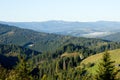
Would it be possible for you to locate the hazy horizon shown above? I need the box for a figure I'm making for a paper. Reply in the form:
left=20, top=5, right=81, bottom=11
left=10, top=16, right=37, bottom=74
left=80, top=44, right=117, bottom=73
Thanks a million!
left=1, top=20, right=120, bottom=23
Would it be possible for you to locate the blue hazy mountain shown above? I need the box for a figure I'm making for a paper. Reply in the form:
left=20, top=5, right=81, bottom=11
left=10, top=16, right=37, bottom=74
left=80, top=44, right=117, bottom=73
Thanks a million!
left=1, top=20, right=120, bottom=38
left=102, top=32, right=120, bottom=42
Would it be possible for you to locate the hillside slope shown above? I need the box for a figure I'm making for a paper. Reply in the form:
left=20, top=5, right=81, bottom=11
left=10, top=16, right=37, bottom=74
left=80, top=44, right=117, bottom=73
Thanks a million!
left=102, top=32, right=120, bottom=42
left=0, top=23, right=120, bottom=57
left=1, top=21, right=120, bottom=38
left=81, top=49, right=120, bottom=64
left=81, top=49, right=120, bottom=74
left=0, top=44, right=40, bottom=68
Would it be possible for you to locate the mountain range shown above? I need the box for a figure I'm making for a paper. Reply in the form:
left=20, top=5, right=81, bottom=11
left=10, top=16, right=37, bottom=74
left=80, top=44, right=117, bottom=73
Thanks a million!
left=1, top=20, right=120, bottom=39
left=0, top=22, right=120, bottom=79
left=0, top=23, right=119, bottom=55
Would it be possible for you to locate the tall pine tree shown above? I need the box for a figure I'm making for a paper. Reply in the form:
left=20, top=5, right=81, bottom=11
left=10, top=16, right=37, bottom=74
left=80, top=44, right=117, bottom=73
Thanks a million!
left=96, top=51, right=119, bottom=80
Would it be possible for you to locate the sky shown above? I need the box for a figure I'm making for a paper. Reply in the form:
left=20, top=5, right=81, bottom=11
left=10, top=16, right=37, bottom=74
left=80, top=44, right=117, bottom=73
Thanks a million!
left=0, top=0, right=120, bottom=22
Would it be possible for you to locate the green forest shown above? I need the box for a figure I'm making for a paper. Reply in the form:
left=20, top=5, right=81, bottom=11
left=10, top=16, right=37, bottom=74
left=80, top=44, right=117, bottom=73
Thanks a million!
left=0, top=24, right=120, bottom=80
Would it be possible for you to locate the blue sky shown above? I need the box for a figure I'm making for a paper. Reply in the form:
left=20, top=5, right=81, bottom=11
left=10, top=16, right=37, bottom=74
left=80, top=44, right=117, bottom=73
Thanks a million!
left=0, top=0, right=120, bottom=22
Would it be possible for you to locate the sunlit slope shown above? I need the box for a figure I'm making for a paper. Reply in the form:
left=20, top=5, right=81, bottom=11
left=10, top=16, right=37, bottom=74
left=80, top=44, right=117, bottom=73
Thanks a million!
left=80, top=49, right=120, bottom=74
left=81, top=49, right=120, bottom=64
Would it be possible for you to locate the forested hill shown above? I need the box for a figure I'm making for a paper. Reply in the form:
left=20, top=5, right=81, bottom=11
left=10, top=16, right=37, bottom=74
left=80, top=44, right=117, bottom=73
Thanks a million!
left=0, top=23, right=120, bottom=56
left=0, top=24, right=120, bottom=80
left=0, top=44, right=41, bottom=68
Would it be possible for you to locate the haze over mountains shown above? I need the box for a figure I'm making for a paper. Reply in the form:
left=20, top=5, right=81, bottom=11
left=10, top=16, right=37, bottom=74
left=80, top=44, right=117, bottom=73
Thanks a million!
left=1, top=23, right=118, bottom=54
left=0, top=22, right=120, bottom=79
left=1, top=20, right=120, bottom=39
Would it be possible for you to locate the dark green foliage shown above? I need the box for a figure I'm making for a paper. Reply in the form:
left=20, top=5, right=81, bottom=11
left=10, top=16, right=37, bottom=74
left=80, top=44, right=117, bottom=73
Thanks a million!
left=15, top=55, right=33, bottom=80
left=57, top=56, right=81, bottom=70
left=0, top=49, right=120, bottom=80
left=0, top=23, right=120, bottom=55
left=0, top=24, right=120, bottom=80
left=0, top=44, right=40, bottom=68
left=96, top=52, right=119, bottom=80
left=30, top=66, right=40, bottom=79
left=0, top=44, right=40, bottom=57
left=0, top=65, right=8, bottom=80
left=5, top=55, right=34, bottom=80
left=0, top=54, right=18, bottom=69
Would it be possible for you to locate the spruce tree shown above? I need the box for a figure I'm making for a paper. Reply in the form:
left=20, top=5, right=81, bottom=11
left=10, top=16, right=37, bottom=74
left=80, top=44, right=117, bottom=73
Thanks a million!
left=96, top=51, right=119, bottom=80
left=0, top=65, right=7, bottom=80
left=6, top=55, right=33, bottom=80
left=16, top=55, right=33, bottom=80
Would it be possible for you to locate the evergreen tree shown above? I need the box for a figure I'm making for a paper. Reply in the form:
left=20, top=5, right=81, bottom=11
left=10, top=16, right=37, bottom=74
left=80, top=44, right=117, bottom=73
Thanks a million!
left=16, top=55, right=33, bottom=80
left=96, top=51, right=119, bottom=80
left=6, top=55, right=33, bottom=80
left=0, top=65, right=7, bottom=80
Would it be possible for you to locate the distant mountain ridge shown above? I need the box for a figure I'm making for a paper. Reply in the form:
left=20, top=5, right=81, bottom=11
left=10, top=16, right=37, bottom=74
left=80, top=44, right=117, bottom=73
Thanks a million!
left=1, top=20, right=120, bottom=38
left=102, top=32, right=120, bottom=42
left=0, top=23, right=120, bottom=55
left=1, top=23, right=120, bottom=70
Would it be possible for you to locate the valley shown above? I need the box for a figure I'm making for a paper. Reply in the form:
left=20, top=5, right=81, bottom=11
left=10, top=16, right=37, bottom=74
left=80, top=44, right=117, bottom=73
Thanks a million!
left=1, top=21, right=120, bottom=39
left=0, top=23, right=120, bottom=80
left=1, top=0, right=120, bottom=79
